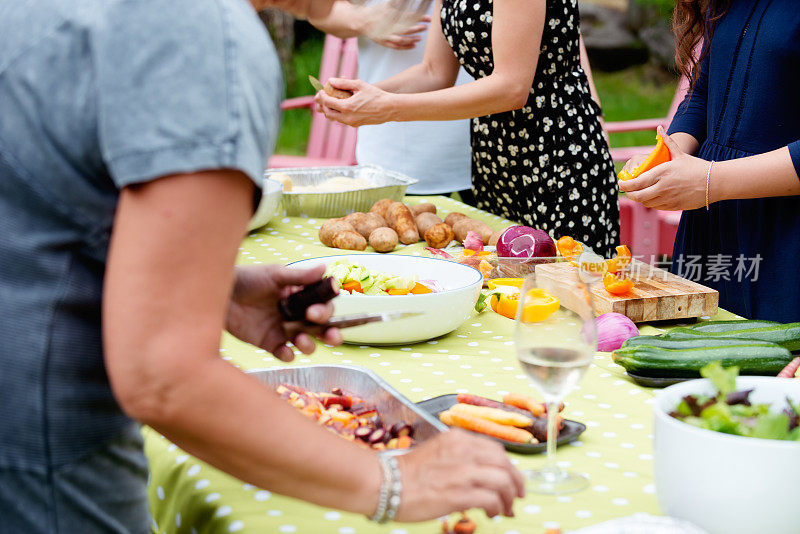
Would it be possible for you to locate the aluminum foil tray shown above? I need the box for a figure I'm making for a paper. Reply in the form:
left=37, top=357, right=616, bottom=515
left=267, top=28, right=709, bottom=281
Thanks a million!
left=247, top=365, right=446, bottom=449
left=266, top=164, right=418, bottom=218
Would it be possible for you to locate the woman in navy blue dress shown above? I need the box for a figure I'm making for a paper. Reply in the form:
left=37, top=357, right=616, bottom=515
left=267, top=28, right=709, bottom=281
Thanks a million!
left=620, top=0, right=800, bottom=322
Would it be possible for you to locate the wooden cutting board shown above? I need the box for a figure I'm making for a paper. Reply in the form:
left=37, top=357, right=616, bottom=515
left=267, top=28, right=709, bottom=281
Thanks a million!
left=535, top=259, right=719, bottom=323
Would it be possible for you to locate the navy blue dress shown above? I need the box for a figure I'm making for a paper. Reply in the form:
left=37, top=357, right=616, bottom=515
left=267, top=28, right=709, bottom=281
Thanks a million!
left=667, top=0, right=800, bottom=322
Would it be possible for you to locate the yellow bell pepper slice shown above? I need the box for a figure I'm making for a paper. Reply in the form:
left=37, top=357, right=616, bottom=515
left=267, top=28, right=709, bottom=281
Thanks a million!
left=486, top=278, right=525, bottom=290
left=520, top=288, right=561, bottom=323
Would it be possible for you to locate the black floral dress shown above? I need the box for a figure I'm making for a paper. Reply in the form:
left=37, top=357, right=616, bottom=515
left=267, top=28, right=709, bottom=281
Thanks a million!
left=441, top=0, right=619, bottom=257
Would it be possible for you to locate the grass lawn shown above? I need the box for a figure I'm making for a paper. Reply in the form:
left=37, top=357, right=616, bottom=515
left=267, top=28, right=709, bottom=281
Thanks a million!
left=274, top=30, right=678, bottom=157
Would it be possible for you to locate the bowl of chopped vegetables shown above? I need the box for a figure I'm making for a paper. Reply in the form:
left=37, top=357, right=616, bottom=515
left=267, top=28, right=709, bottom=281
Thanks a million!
left=653, top=363, right=800, bottom=534
left=287, top=255, right=482, bottom=344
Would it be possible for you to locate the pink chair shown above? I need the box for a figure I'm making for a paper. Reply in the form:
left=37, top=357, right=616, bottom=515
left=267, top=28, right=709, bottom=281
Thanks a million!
left=267, top=35, right=359, bottom=168
left=606, top=74, right=690, bottom=163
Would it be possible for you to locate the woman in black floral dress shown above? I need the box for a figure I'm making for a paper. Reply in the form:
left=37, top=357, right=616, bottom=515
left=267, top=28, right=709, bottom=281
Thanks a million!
left=317, top=0, right=619, bottom=256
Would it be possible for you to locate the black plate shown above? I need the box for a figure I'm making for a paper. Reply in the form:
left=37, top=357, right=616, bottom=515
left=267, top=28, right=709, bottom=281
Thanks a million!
left=416, top=394, right=586, bottom=454
left=626, top=372, right=693, bottom=388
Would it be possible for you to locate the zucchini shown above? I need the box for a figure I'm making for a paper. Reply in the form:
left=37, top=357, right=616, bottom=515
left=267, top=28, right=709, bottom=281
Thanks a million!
left=684, top=320, right=779, bottom=333
left=663, top=323, right=800, bottom=352
left=612, top=343, right=793, bottom=377
left=621, top=335, right=782, bottom=351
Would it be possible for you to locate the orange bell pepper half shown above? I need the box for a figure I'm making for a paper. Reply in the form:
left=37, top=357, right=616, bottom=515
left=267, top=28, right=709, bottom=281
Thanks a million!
left=556, top=236, right=583, bottom=261
left=618, top=134, right=671, bottom=181
left=605, top=245, right=632, bottom=273
left=342, top=281, right=362, bottom=293
left=603, top=272, right=634, bottom=296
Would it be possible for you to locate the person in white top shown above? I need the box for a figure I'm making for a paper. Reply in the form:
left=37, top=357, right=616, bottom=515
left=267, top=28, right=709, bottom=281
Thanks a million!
left=309, top=4, right=472, bottom=195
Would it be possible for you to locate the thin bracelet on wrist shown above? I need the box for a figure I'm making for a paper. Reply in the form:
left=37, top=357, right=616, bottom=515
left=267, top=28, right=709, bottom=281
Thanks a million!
left=369, top=454, right=402, bottom=523
left=705, top=160, right=715, bottom=210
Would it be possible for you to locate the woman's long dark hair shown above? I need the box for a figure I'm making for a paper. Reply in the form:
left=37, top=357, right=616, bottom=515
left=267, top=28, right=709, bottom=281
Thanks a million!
left=673, top=0, right=732, bottom=89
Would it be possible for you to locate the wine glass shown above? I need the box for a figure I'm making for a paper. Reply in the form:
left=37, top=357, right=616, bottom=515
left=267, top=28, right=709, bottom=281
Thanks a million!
left=513, top=255, right=600, bottom=494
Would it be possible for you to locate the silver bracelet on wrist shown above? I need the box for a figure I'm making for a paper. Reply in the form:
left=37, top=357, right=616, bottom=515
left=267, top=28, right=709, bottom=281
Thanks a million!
left=705, top=160, right=715, bottom=210
left=369, top=454, right=402, bottom=523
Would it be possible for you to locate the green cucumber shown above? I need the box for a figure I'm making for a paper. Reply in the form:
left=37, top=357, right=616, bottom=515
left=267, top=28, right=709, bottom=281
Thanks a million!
left=685, top=320, right=780, bottom=333
left=621, top=335, right=782, bottom=351
left=612, top=343, right=793, bottom=377
left=662, top=323, right=800, bottom=352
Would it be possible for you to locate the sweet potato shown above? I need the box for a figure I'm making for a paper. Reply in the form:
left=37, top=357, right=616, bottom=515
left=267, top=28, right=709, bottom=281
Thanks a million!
left=453, top=218, right=493, bottom=244
left=368, top=227, right=398, bottom=253
left=415, top=212, right=443, bottom=235
left=410, top=203, right=436, bottom=216
left=319, top=219, right=355, bottom=247
left=444, top=212, right=470, bottom=227
left=386, top=202, right=419, bottom=245
left=369, top=198, right=395, bottom=218
left=331, top=231, right=367, bottom=251
left=424, top=222, right=455, bottom=249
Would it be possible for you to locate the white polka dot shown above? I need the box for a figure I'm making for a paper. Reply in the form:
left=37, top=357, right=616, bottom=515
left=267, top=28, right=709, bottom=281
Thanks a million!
left=586, top=451, right=601, bottom=458
left=542, top=522, right=560, bottom=530
left=459, top=364, right=472, bottom=369
left=467, top=342, right=479, bottom=347
left=242, top=484, right=255, bottom=491
left=156, top=486, right=165, bottom=500
left=400, top=378, right=412, bottom=383
left=638, top=453, right=653, bottom=461
left=643, top=484, right=655, bottom=494
left=613, top=498, right=629, bottom=506
left=379, top=361, right=391, bottom=367
left=167, top=444, right=178, bottom=452
left=278, top=526, right=296, bottom=533
left=411, top=387, right=424, bottom=393
left=175, top=454, right=189, bottom=464
left=338, top=528, right=356, bottom=534
left=448, top=354, right=461, bottom=360
left=597, top=403, right=611, bottom=409
left=592, top=485, right=609, bottom=493
left=215, top=505, right=232, bottom=517
left=556, top=496, right=572, bottom=503
left=604, top=462, right=619, bottom=469
left=323, top=512, right=341, bottom=521
left=586, top=421, right=600, bottom=427
left=390, top=530, right=408, bottom=534
left=205, top=493, right=221, bottom=503
left=523, top=504, right=541, bottom=514
left=187, top=464, right=201, bottom=476
left=389, top=370, right=402, bottom=375
left=411, top=353, right=423, bottom=358
left=267, top=510, right=283, bottom=517
left=228, top=520, right=245, bottom=532
left=630, top=423, right=645, bottom=430
left=254, top=490, right=271, bottom=501
left=602, top=432, right=617, bottom=438
left=472, top=323, right=482, bottom=327
left=620, top=442, right=635, bottom=449
left=421, top=362, right=434, bottom=367
left=575, top=510, right=593, bottom=519
left=175, top=513, right=181, bottom=527
left=570, top=440, right=583, bottom=447
left=622, top=471, right=638, bottom=478
left=583, top=394, right=597, bottom=400
left=613, top=413, right=628, bottom=419
left=437, top=349, right=449, bottom=353
left=195, top=479, right=210, bottom=490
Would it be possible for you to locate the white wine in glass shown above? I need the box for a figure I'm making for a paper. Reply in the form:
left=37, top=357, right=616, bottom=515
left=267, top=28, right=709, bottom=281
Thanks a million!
left=514, top=255, right=599, bottom=495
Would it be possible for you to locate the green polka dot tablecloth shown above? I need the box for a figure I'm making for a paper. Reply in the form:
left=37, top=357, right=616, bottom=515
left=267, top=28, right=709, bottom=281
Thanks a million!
left=144, top=196, right=737, bottom=534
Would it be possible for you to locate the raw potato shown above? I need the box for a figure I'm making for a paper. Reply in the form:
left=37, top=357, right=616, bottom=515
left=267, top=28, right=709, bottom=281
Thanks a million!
left=424, top=223, right=455, bottom=249
left=352, top=213, right=386, bottom=239
left=410, top=203, right=436, bottom=216
left=319, top=220, right=355, bottom=247
left=323, top=82, right=353, bottom=99
left=453, top=218, right=494, bottom=244
left=444, top=212, right=470, bottom=227
left=385, top=202, right=420, bottom=245
left=368, top=227, right=398, bottom=253
left=332, top=231, right=367, bottom=251
left=370, top=198, right=395, bottom=218
left=489, top=230, right=503, bottom=246
left=343, top=212, right=368, bottom=228
left=415, top=212, right=443, bottom=235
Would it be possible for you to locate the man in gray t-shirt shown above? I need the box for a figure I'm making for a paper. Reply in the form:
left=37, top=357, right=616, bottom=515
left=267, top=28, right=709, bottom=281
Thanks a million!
left=0, top=0, right=524, bottom=531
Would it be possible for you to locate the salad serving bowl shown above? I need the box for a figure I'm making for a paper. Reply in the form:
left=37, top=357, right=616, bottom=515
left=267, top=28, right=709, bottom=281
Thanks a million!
left=653, top=377, right=800, bottom=534
left=287, top=254, right=482, bottom=344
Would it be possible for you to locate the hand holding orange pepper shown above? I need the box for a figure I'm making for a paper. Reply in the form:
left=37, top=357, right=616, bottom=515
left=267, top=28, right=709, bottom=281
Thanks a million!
left=603, top=272, right=634, bottom=296
left=618, top=134, right=671, bottom=181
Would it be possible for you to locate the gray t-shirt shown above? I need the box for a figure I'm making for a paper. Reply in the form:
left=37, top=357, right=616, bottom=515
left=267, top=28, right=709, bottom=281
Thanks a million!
left=0, top=0, right=281, bottom=531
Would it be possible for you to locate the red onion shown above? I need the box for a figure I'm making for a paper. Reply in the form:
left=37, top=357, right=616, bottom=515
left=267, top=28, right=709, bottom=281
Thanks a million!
left=463, top=231, right=483, bottom=252
left=495, top=226, right=556, bottom=258
left=425, top=247, right=453, bottom=260
left=596, top=312, right=639, bottom=352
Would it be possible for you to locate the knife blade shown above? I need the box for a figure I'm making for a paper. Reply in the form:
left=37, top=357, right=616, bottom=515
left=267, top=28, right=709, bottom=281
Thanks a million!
left=322, top=311, right=422, bottom=329
left=308, top=75, right=325, bottom=93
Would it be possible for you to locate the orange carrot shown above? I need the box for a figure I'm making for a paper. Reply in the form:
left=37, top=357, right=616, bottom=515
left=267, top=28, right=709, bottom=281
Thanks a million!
left=342, top=281, right=362, bottom=293
left=502, top=393, right=546, bottom=417
left=387, top=288, right=410, bottom=295
left=439, top=410, right=535, bottom=444
left=410, top=282, right=433, bottom=294
left=449, top=403, right=532, bottom=427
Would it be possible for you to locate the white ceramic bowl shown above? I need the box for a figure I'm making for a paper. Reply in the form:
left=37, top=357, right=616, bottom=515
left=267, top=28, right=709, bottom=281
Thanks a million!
left=654, top=377, right=800, bottom=534
left=287, top=254, right=482, bottom=345
left=248, top=178, right=283, bottom=231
